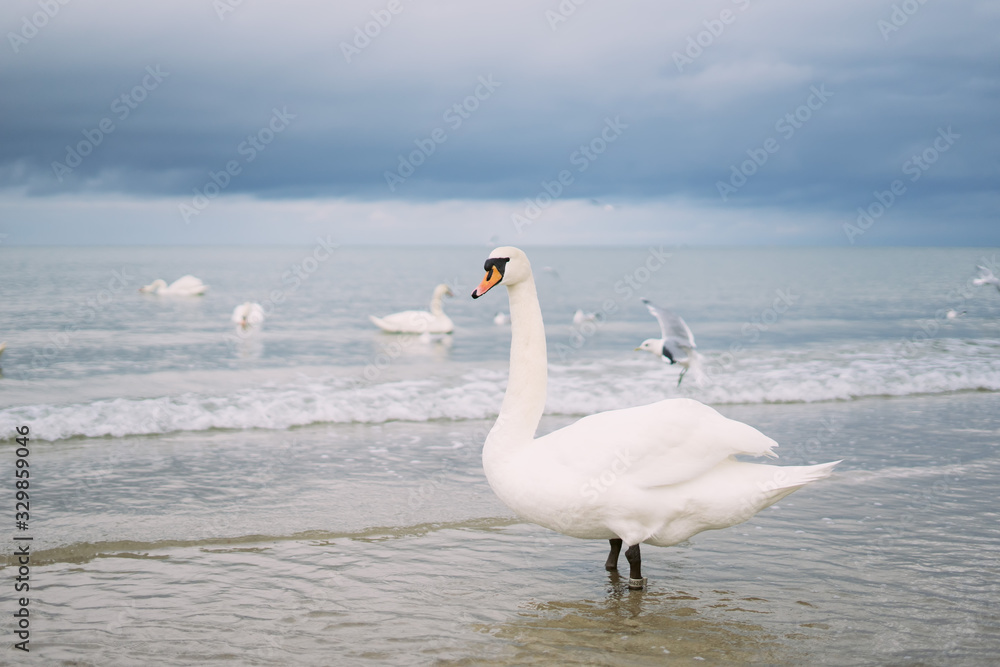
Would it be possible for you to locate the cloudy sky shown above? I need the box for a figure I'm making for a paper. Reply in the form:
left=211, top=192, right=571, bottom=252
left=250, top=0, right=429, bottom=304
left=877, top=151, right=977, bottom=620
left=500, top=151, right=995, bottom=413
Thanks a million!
left=1, top=0, right=997, bottom=246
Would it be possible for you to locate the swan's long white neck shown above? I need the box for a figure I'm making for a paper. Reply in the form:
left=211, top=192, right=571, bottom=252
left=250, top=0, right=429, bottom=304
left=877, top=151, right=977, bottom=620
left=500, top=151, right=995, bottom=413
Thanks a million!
left=430, top=291, right=446, bottom=316
left=487, top=274, right=547, bottom=449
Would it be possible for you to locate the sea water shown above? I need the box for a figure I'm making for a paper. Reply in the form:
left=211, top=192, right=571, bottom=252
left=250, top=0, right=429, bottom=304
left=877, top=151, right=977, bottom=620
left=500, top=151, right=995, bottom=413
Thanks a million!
left=1, top=245, right=999, bottom=664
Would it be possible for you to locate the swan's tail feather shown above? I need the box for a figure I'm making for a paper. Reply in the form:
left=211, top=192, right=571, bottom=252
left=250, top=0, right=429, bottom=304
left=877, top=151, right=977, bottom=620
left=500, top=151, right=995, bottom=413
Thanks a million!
left=777, top=460, right=841, bottom=490
left=727, top=459, right=841, bottom=523
left=369, top=315, right=390, bottom=331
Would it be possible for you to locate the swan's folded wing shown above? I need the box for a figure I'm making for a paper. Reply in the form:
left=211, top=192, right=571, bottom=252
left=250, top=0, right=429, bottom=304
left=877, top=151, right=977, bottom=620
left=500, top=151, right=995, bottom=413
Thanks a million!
left=535, top=398, right=778, bottom=490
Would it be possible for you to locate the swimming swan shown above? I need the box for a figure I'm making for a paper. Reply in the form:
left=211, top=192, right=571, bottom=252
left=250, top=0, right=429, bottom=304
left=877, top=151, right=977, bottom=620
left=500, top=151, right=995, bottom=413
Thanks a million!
left=370, top=284, right=454, bottom=334
left=139, top=275, right=208, bottom=296
left=231, top=302, right=265, bottom=331
left=471, top=247, right=839, bottom=589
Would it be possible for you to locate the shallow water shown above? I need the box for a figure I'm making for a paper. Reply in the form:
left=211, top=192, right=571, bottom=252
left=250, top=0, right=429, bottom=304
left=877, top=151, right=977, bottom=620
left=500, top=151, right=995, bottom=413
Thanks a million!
left=2, top=246, right=1000, bottom=663
left=12, top=392, right=1000, bottom=665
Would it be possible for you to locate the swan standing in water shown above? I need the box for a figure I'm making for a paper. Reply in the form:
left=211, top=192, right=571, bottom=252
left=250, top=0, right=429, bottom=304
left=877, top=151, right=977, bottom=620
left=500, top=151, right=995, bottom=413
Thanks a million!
left=471, top=247, right=839, bottom=589
left=636, top=298, right=700, bottom=386
left=139, top=275, right=208, bottom=296
left=231, top=302, right=265, bottom=331
left=370, top=284, right=454, bottom=334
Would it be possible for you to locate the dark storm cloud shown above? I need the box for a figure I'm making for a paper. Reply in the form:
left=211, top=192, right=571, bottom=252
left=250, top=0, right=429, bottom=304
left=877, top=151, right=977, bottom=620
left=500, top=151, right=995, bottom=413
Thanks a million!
left=0, top=0, right=998, bottom=243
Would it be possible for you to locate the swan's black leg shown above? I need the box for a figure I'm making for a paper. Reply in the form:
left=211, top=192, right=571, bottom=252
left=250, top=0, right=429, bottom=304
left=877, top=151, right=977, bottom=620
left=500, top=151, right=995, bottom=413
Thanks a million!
left=677, top=368, right=687, bottom=387
left=625, top=544, right=646, bottom=589
left=605, top=538, right=623, bottom=571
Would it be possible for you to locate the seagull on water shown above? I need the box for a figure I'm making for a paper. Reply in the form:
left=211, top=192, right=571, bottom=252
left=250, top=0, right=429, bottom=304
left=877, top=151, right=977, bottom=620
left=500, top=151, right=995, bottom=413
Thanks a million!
left=973, top=266, right=1000, bottom=293
left=636, top=298, right=700, bottom=386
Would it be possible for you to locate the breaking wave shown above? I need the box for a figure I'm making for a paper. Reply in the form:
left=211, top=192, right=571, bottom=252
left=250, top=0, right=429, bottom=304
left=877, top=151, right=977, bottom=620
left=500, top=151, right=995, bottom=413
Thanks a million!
left=3, top=338, right=998, bottom=442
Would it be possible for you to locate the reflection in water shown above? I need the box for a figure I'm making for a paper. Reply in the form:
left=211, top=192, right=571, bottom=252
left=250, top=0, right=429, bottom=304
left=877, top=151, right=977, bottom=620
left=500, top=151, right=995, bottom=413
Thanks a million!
left=231, top=331, right=264, bottom=359
left=464, top=575, right=795, bottom=665
left=373, top=332, right=454, bottom=365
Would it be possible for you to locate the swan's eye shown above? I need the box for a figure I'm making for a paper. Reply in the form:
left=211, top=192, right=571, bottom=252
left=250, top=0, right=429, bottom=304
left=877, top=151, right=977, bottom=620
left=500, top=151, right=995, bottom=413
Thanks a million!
left=472, top=257, right=511, bottom=299
left=484, top=257, right=510, bottom=278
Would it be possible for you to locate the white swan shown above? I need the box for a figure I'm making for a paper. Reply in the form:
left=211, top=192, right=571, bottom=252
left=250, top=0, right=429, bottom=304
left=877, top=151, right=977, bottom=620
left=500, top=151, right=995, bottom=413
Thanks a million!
left=231, top=302, right=265, bottom=331
left=370, top=284, right=454, bottom=334
left=139, top=275, right=208, bottom=296
left=572, top=309, right=597, bottom=326
left=472, top=247, right=839, bottom=589
left=494, top=311, right=511, bottom=326
left=636, top=298, right=700, bottom=386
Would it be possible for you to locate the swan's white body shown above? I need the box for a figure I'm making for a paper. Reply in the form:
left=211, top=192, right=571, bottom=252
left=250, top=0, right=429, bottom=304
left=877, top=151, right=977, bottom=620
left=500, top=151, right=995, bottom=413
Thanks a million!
left=476, top=247, right=838, bottom=550
left=973, top=266, right=1000, bottom=293
left=231, top=302, right=265, bottom=330
left=139, top=275, right=208, bottom=296
left=370, top=284, right=454, bottom=334
left=572, top=309, right=597, bottom=325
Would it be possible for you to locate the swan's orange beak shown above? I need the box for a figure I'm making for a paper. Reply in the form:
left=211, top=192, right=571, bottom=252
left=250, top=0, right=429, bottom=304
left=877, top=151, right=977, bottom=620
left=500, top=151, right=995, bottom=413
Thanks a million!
left=472, top=266, right=502, bottom=299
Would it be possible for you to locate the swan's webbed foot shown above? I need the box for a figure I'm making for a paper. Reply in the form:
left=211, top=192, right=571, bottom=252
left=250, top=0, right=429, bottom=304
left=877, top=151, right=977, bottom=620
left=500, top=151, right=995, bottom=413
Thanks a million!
left=625, top=544, right=646, bottom=589
left=605, top=538, right=623, bottom=571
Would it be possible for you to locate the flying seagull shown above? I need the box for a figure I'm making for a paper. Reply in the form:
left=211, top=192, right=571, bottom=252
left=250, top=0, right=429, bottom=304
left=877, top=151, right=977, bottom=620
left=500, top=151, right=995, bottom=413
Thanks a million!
left=636, top=298, right=699, bottom=386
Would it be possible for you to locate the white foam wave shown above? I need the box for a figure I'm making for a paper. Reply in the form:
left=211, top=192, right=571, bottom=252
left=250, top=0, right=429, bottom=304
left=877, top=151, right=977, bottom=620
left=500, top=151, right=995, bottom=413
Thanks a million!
left=3, top=338, right=999, bottom=442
